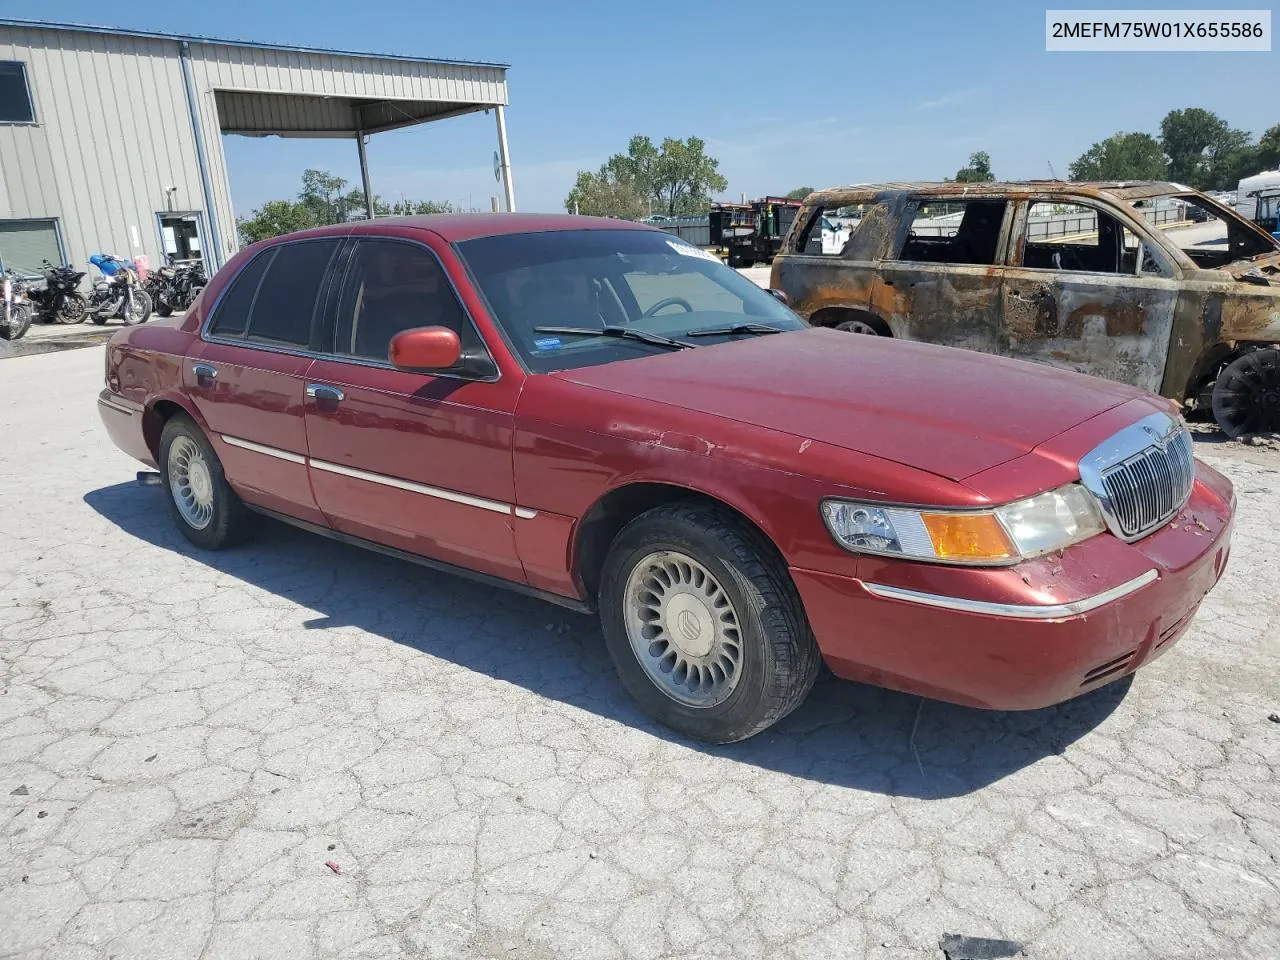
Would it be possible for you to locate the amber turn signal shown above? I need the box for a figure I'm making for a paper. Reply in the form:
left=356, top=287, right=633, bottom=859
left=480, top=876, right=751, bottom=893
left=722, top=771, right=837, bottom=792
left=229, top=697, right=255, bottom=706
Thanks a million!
left=919, top=512, right=1018, bottom=562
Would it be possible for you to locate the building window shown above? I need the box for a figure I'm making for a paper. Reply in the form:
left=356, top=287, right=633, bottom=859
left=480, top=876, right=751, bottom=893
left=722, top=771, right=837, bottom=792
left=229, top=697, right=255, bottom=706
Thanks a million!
left=0, top=62, right=35, bottom=124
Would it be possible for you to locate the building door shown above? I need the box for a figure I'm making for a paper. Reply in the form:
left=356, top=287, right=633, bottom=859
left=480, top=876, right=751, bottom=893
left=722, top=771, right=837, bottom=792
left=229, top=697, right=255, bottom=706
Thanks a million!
left=0, top=218, right=63, bottom=275
left=157, top=212, right=207, bottom=270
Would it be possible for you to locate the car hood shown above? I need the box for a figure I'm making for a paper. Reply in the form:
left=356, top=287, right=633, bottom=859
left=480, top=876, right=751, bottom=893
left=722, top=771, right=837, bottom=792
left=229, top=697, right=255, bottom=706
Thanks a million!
left=555, top=328, right=1152, bottom=481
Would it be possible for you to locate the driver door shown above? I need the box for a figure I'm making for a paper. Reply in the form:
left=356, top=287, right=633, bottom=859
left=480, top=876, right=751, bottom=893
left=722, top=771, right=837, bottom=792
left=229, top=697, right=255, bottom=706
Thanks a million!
left=302, top=236, right=526, bottom=582
left=1000, top=197, right=1181, bottom=393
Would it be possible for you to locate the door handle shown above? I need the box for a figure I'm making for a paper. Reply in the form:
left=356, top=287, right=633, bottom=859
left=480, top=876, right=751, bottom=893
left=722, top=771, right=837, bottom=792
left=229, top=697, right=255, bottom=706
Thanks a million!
left=306, top=384, right=345, bottom=403
left=192, top=363, right=217, bottom=384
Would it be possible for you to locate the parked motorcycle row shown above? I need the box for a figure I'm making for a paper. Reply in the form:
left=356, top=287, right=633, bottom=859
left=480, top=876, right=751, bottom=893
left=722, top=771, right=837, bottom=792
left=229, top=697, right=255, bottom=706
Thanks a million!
left=0, top=255, right=205, bottom=342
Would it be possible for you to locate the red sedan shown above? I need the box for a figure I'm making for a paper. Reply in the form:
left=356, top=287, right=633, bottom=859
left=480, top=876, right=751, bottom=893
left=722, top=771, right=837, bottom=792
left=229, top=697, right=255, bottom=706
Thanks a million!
left=97, top=214, right=1235, bottom=743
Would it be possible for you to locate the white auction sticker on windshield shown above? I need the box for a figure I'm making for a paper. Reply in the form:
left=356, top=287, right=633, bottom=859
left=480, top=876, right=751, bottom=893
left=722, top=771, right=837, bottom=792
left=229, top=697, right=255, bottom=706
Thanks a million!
left=666, top=240, right=722, bottom=263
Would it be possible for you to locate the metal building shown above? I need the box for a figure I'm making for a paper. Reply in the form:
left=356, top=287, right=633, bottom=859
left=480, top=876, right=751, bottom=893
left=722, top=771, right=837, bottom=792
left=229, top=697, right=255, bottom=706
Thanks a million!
left=0, top=19, right=513, bottom=278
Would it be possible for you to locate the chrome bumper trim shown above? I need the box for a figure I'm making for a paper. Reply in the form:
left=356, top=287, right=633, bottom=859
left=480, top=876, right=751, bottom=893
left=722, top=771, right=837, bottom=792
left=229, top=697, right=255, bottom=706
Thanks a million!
left=97, top=396, right=136, bottom=416
left=862, top=569, right=1160, bottom=620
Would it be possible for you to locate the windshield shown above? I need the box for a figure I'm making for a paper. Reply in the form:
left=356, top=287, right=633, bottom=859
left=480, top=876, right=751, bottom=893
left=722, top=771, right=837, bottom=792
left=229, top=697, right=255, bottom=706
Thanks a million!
left=1130, top=194, right=1277, bottom=269
left=454, top=229, right=804, bottom=373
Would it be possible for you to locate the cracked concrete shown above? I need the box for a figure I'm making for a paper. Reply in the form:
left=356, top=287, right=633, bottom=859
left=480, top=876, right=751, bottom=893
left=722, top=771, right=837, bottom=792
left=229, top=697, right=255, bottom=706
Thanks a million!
left=2, top=346, right=1278, bottom=960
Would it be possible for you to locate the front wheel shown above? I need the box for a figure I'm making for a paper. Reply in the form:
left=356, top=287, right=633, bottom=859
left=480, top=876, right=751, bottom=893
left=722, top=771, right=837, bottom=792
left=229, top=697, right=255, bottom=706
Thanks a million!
left=119, top=289, right=148, bottom=325
left=0, top=303, right=32, bottom=341
left=56, top=293, right=87, bottom=324
left=159, top=415, right=256, bottom=550
left=598, top=502, right=820, bottom=743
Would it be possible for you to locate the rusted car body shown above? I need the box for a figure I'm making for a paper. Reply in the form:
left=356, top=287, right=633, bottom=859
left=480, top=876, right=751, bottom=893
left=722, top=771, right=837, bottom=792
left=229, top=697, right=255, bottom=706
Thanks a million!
left=772, top=181, right=1280, bottom=437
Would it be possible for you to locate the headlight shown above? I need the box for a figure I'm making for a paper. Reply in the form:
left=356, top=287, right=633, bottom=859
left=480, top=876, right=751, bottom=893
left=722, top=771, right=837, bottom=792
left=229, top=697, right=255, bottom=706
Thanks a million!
left=820, top=483, right=1105, bottom=566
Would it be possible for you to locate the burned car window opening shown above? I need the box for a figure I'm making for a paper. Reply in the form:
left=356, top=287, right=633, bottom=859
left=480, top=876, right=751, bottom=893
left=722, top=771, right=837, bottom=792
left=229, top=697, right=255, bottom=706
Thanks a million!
left=895, top=199, right=1008, bottom=266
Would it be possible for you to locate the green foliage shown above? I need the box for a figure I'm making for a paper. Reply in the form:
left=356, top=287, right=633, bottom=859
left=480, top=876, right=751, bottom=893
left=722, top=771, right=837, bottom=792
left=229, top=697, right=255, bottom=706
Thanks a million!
left=953, top=151, right=995, bottom=183
left=237, top=169, right=454, bottom=244
left=1159, top=108, right=1250, bottom=189
left=1068, top=132, right=1167, bottom=181
left=237, top=200, right=315, bottom=245
left=785, top=186, right=815, bottom=200
left=565, top=135, right=729, bottom=218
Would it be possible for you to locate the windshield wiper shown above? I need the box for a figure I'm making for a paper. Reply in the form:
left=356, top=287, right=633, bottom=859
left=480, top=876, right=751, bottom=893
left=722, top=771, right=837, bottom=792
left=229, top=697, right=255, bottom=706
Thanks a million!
left=532, top=325, right=691, bottom=350
left=684, top=322, right=787, bottom=338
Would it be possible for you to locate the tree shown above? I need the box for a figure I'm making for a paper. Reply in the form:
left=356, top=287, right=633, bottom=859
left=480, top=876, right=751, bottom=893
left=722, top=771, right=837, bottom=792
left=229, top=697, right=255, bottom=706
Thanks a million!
left=236, top=170, right=454, bottom=243
left=1257, top=124, right=1280, bottom=170
left=1159, top=108, right=1250, bottom=189
left=564, top=166, right=647, bottom=219
left=566, top=135, right=729, bottom=218
left=785, top=186, right=815, bottom=200
left=1068, top=132, right=1167, bottom=181
left=238, top=200, right=316, bottom=245
left=953, top=151, right=994, bottom=183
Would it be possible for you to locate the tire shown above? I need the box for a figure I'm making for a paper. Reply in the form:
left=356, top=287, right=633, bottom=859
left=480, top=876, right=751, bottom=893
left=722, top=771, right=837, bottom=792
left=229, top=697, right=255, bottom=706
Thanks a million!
left=1211, top=347, right=1280, bottom=439
left=56, top=293, right=87, bottom=324
left=159, top=415, right=256, bottom=550
left=119, top=289, right=147, bottom=326
left=157, top=300, right=174, bottom=317
left=1, top=303, right=32, bottom=341
left=598, top=501, right=820, bottom=743
left=834, top=316, right=889, bottom=336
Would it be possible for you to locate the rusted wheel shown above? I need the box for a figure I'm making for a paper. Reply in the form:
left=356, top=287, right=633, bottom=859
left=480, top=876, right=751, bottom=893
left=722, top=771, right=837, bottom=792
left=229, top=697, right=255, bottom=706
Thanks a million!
left=1211, top=347, right=1280, bottom=439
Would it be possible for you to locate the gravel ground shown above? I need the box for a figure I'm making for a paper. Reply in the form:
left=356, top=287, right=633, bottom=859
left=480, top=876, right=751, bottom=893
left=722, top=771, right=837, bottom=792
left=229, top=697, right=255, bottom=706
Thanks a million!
left=2, top=346, right=1278, bottom=960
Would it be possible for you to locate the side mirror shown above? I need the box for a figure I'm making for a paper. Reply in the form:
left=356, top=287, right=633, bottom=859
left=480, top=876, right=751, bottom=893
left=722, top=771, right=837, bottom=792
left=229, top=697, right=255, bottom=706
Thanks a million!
left=388, top=326, right=462, bottom=370
left=767, top=288, right=791, bottom=307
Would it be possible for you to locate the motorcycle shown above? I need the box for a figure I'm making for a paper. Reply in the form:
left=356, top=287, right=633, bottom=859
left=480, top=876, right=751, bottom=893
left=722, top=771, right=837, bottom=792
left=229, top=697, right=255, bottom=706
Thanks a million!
left=27, top=260, right=88, bottom=325
left=86, top=253, right=152, bottom=326
left=147, top=258, right=207, bottom=317
left=1, top=270, right=34, bottom=341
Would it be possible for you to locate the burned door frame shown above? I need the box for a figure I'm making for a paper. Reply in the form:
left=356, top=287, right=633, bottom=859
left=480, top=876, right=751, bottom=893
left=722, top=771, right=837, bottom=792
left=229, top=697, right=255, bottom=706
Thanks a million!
left=867, top=193, right=1015, bottom=351
left=999, top=193, right=1182, bottom=394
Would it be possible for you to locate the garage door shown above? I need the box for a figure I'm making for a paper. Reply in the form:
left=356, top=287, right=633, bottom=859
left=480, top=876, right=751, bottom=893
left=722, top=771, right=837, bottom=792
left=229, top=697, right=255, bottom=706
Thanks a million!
left=0, top=219, right=62, bottom=276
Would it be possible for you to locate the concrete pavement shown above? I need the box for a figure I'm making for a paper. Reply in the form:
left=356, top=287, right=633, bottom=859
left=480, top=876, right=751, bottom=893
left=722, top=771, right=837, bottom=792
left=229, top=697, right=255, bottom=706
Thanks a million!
left=2, top=346, right=1278, bottom=960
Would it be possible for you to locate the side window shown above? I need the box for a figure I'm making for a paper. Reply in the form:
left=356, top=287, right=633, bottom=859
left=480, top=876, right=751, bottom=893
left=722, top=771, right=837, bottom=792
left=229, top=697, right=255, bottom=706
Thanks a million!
left=244, top=239, right=339, bottom=348
left=795, top=203, right=875, bottom=256
left=896, top=199, right=1007, bottom=265
left=1021, top=201, right=1143, bottom=275
left=207, top=249, right=273, bottom=339
left=0, top=62, right=35, bottom=124
left=332, top=239, right=474, bottom=363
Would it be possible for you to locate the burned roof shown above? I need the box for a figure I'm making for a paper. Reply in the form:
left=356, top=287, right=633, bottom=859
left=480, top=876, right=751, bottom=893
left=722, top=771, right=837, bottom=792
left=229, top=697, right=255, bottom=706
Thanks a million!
left=808, top=180, right=1202, bottom=204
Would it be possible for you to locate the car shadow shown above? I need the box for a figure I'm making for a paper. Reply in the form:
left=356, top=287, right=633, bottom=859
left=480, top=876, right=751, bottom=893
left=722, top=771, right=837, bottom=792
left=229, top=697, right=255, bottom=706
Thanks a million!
left=84, top=481, right=1130, bottom=800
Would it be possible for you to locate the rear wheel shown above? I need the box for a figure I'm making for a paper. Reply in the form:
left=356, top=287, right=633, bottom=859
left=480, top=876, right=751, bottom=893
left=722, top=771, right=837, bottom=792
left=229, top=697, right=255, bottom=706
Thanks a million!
left=159, top=415, right=256, bottom=550
left=598, top=502, right=820, bottom=743
left=1212, top=347, right=1280, bottom=438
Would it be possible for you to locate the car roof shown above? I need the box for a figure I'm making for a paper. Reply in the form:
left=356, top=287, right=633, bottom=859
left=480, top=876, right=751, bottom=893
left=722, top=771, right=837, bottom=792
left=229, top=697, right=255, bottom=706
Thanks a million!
left=256, top=213, right=656, bottom=247
left=806, top=180, right=1203, bottom=205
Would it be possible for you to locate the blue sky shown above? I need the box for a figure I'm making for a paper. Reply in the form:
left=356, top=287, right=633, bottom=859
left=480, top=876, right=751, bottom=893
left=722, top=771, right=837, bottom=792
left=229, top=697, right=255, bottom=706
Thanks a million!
left=12, top=1, right=1277, bottom=215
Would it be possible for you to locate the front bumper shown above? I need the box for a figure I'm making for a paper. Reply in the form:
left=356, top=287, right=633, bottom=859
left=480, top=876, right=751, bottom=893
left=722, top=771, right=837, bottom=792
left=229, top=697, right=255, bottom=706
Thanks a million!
left=793, top=462, right=1235, bottom=710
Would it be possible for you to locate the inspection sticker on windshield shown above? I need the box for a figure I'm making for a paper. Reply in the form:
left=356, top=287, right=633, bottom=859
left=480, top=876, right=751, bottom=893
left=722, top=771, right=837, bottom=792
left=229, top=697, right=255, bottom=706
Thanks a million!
left=533, top=337, right=564, bottom=351
left=666, top=240, right=722, bottom=263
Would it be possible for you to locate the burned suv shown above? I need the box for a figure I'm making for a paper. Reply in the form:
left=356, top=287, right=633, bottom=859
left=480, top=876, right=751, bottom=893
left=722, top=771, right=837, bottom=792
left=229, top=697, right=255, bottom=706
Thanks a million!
left=773, top=181, right=1280, bottom=437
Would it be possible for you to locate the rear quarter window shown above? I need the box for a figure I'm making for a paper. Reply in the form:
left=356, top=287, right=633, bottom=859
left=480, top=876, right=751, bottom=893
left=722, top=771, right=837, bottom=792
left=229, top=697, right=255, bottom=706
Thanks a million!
left=207, top=249, right=272, bottom=339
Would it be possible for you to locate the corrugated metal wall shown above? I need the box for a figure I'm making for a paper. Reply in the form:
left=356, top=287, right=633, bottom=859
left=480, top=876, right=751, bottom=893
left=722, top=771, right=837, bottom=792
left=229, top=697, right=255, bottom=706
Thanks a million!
left=0, top=23, right=509, bottom=277
left=0, top=25, right=204, bottom=276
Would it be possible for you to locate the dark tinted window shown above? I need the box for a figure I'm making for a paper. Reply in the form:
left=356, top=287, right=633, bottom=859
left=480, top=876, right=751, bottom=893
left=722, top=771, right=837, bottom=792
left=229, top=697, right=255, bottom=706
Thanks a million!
left=244, top=239, right=339, bottom=348
left=207, top=249, right=273, bottom=338
left=332, top=239, right=473, bottom=361
left=0, top=62, right=34, bottom=124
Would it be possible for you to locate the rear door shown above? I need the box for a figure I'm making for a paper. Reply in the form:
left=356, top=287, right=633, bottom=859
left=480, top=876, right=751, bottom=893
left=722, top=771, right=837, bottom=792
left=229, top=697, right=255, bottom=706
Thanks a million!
left=1000, top=197, right=1180, bottom=393
left=873, top=196, right=1010, bottom=349
left=301, top=235, right=525, bottom=582
left=187, top=238, right=343, bottom=524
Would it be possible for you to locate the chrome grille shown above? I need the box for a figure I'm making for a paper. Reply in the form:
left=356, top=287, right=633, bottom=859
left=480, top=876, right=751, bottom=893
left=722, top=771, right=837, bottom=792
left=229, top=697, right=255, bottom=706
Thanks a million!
left=1079, top=413, right=1195, bottom=542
